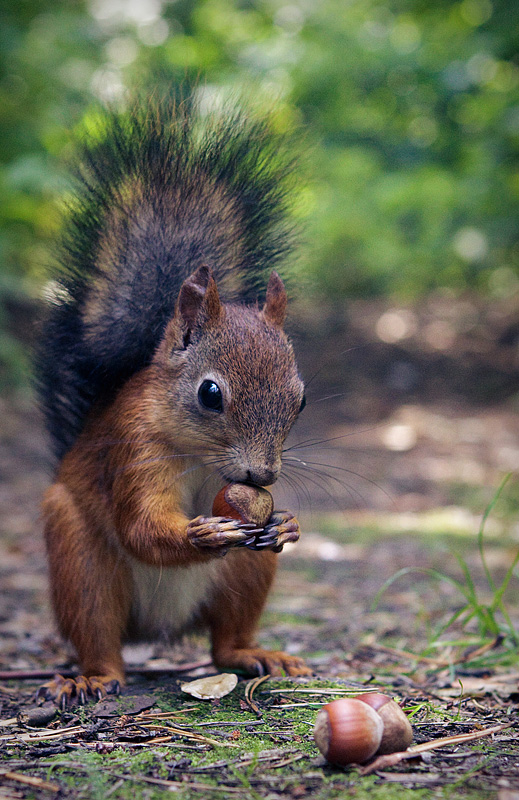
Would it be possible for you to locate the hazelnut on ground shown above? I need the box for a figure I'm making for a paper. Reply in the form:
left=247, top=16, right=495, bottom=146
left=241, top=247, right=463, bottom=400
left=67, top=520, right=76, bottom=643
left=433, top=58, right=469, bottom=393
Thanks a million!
left=313, top=693, right=413, bottom=765
left=354, top=692, right=413, bottom=755
left=313, top=698, right=384, bottom=765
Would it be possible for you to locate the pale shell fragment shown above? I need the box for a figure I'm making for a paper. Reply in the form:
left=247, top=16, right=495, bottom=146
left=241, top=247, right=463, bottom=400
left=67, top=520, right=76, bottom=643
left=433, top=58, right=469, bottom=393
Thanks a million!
left=180, top=673, right=238, bottom=700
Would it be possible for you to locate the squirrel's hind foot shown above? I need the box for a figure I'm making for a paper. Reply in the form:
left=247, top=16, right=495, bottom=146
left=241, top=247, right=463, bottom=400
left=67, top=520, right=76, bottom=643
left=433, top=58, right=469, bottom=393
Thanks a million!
left=36, top=673, right=121, bottom=709
left=215, top=647, right=312, bottom=678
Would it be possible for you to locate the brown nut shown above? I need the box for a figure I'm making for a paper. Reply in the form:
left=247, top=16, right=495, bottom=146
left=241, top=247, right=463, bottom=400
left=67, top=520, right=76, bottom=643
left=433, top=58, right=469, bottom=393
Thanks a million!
left=212, top=483, right=273, bottom=527
left=355, top=692, right=413, bottom=754
left=313, top=698, right=384, bottom=765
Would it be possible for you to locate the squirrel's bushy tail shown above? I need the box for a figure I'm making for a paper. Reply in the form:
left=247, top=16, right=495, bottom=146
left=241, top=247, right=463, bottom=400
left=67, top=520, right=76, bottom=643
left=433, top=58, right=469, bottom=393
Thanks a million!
left=36, top=94, right=298, bottom=461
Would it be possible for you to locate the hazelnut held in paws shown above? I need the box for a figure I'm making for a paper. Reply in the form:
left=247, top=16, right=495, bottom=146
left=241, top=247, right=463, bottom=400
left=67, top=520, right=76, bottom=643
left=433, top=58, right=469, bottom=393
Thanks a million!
left=211, top=483, right=299, bottom=551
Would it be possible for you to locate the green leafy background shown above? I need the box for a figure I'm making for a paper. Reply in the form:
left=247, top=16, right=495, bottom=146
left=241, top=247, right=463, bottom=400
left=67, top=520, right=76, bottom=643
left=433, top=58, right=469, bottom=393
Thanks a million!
left=1, top=0, right=519, bottom=386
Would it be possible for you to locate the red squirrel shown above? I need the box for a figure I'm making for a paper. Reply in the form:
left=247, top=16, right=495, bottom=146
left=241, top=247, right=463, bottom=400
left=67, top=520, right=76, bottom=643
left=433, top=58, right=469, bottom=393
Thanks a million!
left=36, top=97, right=311, bottom=706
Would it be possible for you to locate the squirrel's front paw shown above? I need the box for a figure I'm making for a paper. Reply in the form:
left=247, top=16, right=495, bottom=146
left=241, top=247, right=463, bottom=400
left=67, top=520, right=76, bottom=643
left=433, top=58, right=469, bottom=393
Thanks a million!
left=187, top=515, right=261, bottom=554
left=249, top=511, right=300, bottom=553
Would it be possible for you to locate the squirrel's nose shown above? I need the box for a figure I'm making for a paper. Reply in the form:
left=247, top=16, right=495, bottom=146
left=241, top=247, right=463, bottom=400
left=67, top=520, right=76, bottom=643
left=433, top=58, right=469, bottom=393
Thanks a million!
left=246, top=467, right=278, bottom=486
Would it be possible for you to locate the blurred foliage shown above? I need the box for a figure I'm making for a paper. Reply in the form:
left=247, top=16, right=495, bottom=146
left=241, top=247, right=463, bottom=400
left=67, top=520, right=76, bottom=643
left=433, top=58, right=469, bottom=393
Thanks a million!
left=1, top=0, right=519, bottom=385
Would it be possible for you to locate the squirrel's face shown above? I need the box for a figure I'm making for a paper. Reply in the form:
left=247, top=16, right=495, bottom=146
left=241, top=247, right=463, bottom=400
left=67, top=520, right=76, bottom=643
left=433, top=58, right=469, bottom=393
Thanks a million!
left=164, top=307, right=304, bottom=486
left=154, top=269, right=305, bottom=486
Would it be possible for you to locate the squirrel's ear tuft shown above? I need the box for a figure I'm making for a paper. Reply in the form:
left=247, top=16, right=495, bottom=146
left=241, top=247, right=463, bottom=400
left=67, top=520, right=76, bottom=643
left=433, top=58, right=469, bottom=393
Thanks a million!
left=177, top=265, right=222, bottom=334
left=262, top=271, right=287, bottom=328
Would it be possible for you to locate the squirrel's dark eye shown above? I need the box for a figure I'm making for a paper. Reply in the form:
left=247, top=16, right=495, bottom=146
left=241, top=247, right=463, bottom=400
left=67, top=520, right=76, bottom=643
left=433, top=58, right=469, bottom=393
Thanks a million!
left=299, top=393, right=307, bottom=413
left=198, top=380, right=224, bottom=413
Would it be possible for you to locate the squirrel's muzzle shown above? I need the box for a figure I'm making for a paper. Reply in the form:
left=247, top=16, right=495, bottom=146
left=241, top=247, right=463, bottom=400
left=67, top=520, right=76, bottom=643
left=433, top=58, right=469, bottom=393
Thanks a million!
left=222, top=458, right=281, bottom=487
left=246, top=467, right=278, bottom=487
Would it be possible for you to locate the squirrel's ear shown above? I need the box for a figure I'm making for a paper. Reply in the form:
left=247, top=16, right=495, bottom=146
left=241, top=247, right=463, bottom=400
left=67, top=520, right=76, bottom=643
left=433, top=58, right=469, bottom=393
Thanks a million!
left=262, top=271, right=287, bottom=328
left=176, top=265, right=222, bottom=333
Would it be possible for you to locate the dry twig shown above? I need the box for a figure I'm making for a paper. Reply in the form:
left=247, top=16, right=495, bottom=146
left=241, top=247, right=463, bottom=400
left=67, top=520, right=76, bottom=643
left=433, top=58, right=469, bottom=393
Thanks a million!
left=0, top=771, right=59, bottom=794
left=360, top=722, right=513, bottom=775
left=243, top=674, right=270, bottom=715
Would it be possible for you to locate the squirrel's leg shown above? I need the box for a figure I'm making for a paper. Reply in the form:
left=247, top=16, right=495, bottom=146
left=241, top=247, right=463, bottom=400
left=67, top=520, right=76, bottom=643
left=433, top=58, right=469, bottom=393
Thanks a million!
left=112, top=474, right=259, bottom=566
left=40, top=483, right=131, bottom=707
left=204, top=550, right=312, bottom=677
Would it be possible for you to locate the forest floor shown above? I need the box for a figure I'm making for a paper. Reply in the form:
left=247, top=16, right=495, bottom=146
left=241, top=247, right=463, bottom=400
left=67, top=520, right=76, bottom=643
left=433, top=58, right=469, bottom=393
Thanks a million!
left=1, top=294, right=519, bottom=799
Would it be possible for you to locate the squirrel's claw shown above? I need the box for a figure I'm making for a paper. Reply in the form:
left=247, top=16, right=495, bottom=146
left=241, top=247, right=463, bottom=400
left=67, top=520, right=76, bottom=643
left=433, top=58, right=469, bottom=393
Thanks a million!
left=36, top=674, right=75, bottom=709
left=246, top=511, right=300, bottom=552
left=35, top=674, right=120, bottom=708
left=187, top=516, right=260, bottom=553
left=214, top=647, right=312, bottom=677
left=187, top=512, right=299, bottom=553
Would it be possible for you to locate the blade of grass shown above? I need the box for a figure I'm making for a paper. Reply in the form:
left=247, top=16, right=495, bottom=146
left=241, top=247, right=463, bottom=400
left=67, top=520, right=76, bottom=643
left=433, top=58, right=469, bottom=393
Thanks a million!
left=489, top=547, right=519, bottom=643
left=371, top=567, right=473, bottom=612
left=478, top=473, right=512, bottom=594
left=425, top=604, right=474, bottom=646
left=372, top=476, right=519, bottom=659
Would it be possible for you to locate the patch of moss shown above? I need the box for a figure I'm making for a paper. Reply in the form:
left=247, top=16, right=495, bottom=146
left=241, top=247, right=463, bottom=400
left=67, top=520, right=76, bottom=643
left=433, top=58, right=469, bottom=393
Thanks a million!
left=4, top=677, right=510, bottom=800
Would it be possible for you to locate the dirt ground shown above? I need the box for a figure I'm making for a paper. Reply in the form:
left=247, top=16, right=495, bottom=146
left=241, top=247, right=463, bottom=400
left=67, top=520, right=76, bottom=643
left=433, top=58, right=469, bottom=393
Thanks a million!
left=1, top=295, right=519, bottom=797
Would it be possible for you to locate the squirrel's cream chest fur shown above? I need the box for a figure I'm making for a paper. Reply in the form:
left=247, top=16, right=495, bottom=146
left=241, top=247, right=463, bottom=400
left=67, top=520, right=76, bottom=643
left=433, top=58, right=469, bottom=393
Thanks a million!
left=129, top=559, right=221, bottom=638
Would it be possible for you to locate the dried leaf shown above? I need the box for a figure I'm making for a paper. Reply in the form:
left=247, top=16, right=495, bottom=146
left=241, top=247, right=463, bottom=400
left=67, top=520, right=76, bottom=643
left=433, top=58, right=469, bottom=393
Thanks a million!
left=498, top=791, right=519, bottom=800
left=93, top=694, right=156, bottom=718
left=437, top=672, right=519, bottom=698
left=181, top=673, right=238, bottom=700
